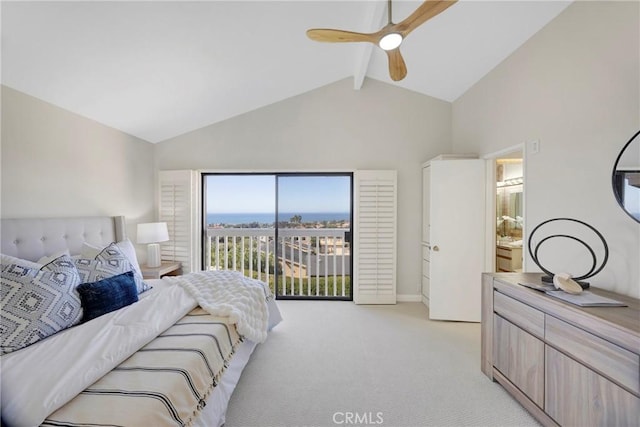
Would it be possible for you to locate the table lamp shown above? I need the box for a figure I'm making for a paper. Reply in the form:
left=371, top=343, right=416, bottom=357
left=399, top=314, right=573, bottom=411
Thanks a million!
left=137, top=222, right=169, bottom=268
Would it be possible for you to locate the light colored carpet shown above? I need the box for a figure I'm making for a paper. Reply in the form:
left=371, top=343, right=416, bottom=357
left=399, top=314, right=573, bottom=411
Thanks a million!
left=225, top=301, right=541, bottom=427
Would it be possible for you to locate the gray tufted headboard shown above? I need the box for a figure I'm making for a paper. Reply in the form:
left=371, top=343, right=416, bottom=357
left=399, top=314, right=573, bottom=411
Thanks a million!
left=0, top=216, right=126, bottom=262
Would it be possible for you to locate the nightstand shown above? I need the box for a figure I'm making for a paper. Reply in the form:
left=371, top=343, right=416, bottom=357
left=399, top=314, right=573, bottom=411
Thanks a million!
left=141, top=261, right=182, bottom=279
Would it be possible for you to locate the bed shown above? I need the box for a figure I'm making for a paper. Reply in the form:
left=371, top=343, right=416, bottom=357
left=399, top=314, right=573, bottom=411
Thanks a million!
left=0, top=216, right=282, bottom=427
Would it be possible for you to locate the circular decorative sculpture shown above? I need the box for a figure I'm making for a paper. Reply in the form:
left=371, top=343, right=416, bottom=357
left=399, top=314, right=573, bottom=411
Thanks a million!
left=528, top=218, right=609, bottom=288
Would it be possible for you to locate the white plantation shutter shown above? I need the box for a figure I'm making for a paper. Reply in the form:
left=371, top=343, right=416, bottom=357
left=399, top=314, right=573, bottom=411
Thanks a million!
left=158, top=170, right=200, bottom=273
left=353, top=170, right=397, bottom=304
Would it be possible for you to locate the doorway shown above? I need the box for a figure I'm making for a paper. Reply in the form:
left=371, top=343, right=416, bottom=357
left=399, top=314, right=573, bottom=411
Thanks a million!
left=202, top=173, right=353, bottom=300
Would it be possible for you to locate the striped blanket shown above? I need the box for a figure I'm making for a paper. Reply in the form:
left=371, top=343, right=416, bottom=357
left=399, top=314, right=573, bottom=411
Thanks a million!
left=41, top=308, right=241, bottom=427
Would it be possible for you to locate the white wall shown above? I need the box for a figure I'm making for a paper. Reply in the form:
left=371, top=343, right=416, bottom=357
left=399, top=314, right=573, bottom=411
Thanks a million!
left=156, top=78, right=452, bottom=298
left=452, top=1, right=640, bottom=297
left=1, top=86, right=156, bottom=249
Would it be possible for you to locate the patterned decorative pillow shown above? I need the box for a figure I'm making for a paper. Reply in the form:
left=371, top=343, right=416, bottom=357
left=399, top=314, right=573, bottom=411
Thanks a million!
left=1, top=255, right=82, bottom=355
left=71, top=258, right=126, bottom=285
left=77, top=271, right=139, bottom=322
left=80, top=239, right=144, bottom=281
left=45, top=243, right=149, bottom=294
left=94, top=243, right=149, bottom=294
left=40, top=255, right=85, bottom=323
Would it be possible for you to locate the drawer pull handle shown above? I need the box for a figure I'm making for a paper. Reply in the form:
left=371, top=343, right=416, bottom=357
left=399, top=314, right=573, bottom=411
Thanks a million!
left=432, top=245, right=440, bottom=252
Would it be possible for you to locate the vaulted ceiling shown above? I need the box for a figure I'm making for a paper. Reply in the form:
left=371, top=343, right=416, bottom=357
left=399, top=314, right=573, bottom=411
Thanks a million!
left=1, top=1, right=572, bottom=143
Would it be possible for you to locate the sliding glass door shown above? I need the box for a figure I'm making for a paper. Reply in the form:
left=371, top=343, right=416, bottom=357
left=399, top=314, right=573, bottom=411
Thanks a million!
left=202, top=173, right=352, bottom=300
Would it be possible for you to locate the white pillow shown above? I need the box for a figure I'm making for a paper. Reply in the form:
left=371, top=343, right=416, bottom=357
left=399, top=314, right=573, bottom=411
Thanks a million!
left=1, top=253, right=42, bottom=269
left=115, top=239, right=143, bottom=280
left=81, top=240, right=143, bottom=279
left=80, top=242, right=102, bottom=259
left=37, top=249, right=71, bottom=265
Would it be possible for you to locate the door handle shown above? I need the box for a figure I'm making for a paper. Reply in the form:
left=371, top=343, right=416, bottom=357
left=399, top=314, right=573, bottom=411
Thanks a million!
left=432, top=245, right=440, bottom=252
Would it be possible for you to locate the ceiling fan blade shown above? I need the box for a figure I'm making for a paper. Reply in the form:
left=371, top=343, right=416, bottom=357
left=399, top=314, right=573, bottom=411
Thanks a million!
left=306, top=28, right=378, bottom=44
left=386, top=48, right=407, bottom=81
left=395, top=0, right=457, bottom=37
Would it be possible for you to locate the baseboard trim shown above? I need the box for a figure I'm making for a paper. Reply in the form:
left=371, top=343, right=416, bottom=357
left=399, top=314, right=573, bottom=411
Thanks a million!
left=397, top=294, right=422, bottom=302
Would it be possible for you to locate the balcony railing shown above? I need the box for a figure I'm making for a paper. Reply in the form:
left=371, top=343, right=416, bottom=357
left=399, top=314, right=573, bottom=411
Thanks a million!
left=205, top=227, right=351, bottom=298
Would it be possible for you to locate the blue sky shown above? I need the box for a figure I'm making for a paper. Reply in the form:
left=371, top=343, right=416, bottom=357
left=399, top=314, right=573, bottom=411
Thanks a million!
left=206, top=175, right=350, bottom=213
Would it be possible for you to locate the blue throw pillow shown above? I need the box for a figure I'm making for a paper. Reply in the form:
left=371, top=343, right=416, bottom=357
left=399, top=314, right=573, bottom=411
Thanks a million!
left=76, top=271, right=139, bottom=322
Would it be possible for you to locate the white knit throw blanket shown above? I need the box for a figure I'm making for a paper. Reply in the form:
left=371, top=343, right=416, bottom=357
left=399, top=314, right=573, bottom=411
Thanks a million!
left=166, top=270, right=271, bottom=343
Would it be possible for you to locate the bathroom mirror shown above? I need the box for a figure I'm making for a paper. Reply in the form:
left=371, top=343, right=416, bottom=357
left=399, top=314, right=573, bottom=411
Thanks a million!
left=612, top=130, right=640, bottom=223
left=510, top=191, right=523, bottom=226
left=496, top=184, right=523, bottom=237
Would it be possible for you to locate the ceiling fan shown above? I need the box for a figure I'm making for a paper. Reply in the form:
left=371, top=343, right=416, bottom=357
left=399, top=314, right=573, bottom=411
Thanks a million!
left=307, top=0, right=457, bottom=81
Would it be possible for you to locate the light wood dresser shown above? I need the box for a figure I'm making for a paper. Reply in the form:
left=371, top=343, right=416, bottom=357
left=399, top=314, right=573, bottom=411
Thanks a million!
left=481, top=273, right=640, bottom=426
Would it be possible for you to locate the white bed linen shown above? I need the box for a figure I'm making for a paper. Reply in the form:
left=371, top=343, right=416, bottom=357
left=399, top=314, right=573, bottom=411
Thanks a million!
left=1, top=283, right=198, bottom=427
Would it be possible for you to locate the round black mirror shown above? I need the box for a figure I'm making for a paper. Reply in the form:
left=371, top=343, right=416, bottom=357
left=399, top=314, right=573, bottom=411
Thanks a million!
left=612, top=130, right=640, bottom=223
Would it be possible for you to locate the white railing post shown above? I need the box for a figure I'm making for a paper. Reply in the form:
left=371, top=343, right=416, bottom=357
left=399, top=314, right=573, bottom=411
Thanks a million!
left=341, top=236, right=346, bottom=297
left=315, top=237, right=320, bottom=296
left=324, top=235, right=328, bottom=296
left=257, top=237, right=261, bottom=282
left=281, top=237, right=286, bottom=296
left=224, top=237, right=228, bottom=270
left=206, top=235, right=211, bottom=271
left=215, top=238, right=220, bottom=270
left=248, top=236, right=253, bottom=278
left=332, top=236, right=338, bottom=297
left=298, top=237, right=303, bottom=295
left=241, top=236, right=245, bottom=275
left=289, top=236, right=294, bottom=295
left=266, top=237, right=270, bottom=282
left=232, top=236, right=237, bottom=271
left=306, top=245, right=311, bottom=296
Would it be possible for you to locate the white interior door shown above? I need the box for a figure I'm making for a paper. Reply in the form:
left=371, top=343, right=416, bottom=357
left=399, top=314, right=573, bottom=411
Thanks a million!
left=429, top=159, right=485, bottom=321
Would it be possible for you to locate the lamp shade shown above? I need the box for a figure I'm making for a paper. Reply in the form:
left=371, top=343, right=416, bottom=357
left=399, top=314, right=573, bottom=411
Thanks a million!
left=137, top=222, right=169, bottom=244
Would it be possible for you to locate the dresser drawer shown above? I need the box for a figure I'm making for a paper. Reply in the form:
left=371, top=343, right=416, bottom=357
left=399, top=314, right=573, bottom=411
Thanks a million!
left=546, top=315, right=640, bottom=395
left=494, top=291, right=544, bottom=339
left=496, top=256, right=513, bottom=272
left=496, top=247, right=512, bottom=259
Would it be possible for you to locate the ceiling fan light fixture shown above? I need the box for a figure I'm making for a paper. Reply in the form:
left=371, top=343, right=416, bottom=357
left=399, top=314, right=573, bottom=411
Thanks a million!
left=306, top=0, right=459, bottom=81
left=378, top=32, right=403, bottom=50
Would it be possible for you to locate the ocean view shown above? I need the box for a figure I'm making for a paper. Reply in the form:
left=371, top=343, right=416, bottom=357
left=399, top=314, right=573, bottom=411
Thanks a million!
left=207, top=212, right=350, bottom=226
